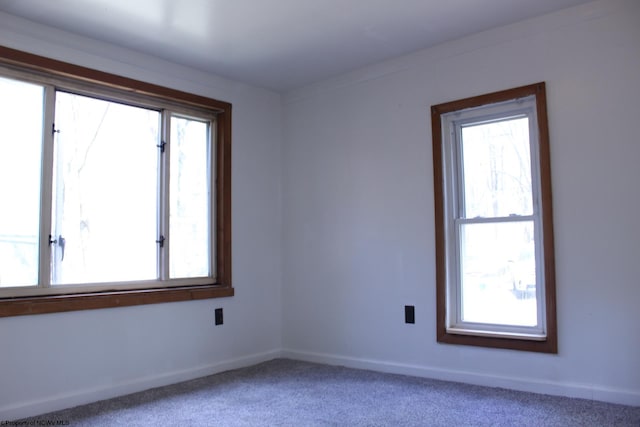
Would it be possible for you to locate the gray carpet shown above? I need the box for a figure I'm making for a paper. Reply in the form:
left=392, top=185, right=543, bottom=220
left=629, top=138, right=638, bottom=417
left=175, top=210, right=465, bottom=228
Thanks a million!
left=21, top=359, right=640, bottom=426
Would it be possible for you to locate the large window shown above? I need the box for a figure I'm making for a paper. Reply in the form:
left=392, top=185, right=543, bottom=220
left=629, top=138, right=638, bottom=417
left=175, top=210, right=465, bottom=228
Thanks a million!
left=431, top=83, right=556, bottom=353
left=0, top=47, right=232, bottom=317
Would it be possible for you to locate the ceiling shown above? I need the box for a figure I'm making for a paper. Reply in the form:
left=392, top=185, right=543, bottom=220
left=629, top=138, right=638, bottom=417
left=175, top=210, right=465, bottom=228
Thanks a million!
left=0, top=0, right=594, bottom=92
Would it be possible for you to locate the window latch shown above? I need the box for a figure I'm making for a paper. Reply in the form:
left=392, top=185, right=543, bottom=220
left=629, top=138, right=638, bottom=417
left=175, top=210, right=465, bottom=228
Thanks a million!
left=156, top=235, right=165, bottom=248
left=49, top=234, right=66, bottom=261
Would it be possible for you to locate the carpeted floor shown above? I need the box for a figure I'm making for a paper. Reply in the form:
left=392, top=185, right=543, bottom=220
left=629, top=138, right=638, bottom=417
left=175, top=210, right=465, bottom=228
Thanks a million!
left=21, top=359, right=640, bottom=426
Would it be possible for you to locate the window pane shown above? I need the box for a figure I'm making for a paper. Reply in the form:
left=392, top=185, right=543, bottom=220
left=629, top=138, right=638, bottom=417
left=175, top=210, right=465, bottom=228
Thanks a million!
left=170, top=116, right=211, bottom=278
left=460, top=221, right=537, bottom=326
left=0, top=77, right=43, bottom=287
left=461, top=117, right=532, bottom=218
left=52, top=92, right=159, bottom=284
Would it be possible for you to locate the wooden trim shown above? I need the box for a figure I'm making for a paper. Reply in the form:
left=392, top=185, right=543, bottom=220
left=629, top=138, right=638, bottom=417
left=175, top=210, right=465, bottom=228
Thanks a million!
left=216, top=109, right=233, bottom=287
left=0, top=285, right=234, bottom=318
left=436, top=331, right=555, bottom=353
left=0, top=46, right=233, bottom=316
left=431, top=83, right=543, bottom=116
left=534, top=84, right=558, bottom=354
left=431, top=106, right=448, bottom=345
left=431, top=82, right=557, bottom=354
left=0, top=46, right=231, bottom=112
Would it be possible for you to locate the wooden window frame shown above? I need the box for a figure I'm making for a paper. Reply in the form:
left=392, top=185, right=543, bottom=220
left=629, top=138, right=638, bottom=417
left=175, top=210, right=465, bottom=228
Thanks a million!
left=0, top=46, right=233, bottom=317
left=431, top=83, right=557, bottom=353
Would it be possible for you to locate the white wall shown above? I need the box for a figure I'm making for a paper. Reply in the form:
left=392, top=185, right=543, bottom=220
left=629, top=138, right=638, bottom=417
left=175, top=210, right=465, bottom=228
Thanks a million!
left=2, top=0, right=639, bottom=418
left=0, top=13, right=283, bottom=419
left=282, top=0, right=640, bottom=405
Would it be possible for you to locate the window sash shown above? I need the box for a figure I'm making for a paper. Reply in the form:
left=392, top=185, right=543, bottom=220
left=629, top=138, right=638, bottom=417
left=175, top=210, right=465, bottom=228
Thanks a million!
left=167, top=113, right=216, bottom=280
left=450, top=219, right=546, bottom=337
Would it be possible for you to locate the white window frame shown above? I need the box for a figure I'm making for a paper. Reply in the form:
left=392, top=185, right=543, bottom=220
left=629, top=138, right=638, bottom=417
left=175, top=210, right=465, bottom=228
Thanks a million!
left=431, top=83, right=557, bottom=353
left=0, top=46, right=233, bottom=316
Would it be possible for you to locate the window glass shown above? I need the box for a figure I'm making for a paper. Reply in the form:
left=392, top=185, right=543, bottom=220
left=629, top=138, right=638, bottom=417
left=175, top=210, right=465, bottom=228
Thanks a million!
left=0, top=77, right=43, bottom=287
left=169, top=116, right=211, bottom=278
left=51, top=92, right=159, bottom=284
left=460, top=117, right=533, bottom=218
left=459, top=221, right=537, bottom=326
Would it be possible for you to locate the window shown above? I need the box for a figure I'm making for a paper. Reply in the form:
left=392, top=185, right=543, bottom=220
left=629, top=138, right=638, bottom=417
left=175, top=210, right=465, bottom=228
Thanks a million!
left=0, top=46, right=232, bottom=317
left=431, top=83, right=556, bottom=353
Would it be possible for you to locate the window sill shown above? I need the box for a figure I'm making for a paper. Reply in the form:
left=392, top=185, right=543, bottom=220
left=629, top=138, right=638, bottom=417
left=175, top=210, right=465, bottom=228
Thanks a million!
left=0, top=284, right=234, bottom=318
left=438, top=328, right=557, bottom=353
left=445, top=327, right=546, bottom=341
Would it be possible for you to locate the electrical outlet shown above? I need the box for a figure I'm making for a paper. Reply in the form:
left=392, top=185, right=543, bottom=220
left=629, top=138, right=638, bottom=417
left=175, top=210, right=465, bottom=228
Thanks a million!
left=215, top=308, right=223, bottom=325
left=405, top=305, right=415, bottom=324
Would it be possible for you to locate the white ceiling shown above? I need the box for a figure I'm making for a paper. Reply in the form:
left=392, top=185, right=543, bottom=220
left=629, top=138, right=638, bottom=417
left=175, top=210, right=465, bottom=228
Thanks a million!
left=0, top=0, right=594, bottom=92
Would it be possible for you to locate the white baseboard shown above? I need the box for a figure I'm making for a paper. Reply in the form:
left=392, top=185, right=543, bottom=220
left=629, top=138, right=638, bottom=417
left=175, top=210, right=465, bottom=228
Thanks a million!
left=281, top=349, right=640, bottom=407
left=0, top=349, right=282, bottom=421
left=4, top=347, right=637, bottom=421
